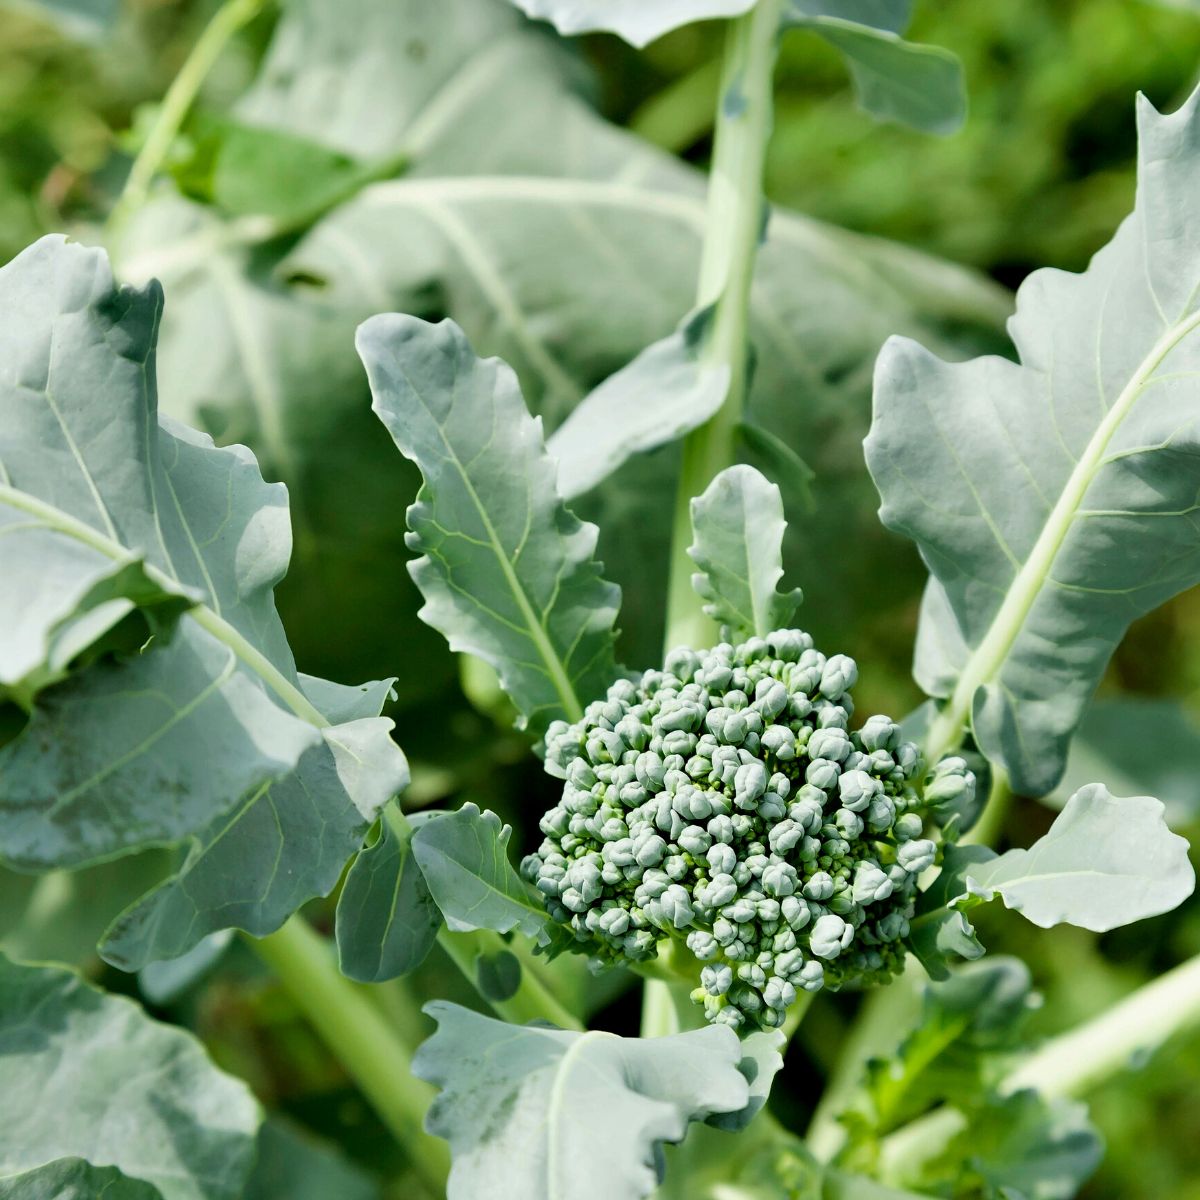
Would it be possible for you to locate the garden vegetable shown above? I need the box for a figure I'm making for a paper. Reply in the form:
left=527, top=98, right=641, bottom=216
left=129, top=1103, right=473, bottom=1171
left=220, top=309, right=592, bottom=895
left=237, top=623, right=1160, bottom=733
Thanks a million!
left=526, top=630, right=974, bottom=1028
left=3, top=2, right=1200, bottom=1199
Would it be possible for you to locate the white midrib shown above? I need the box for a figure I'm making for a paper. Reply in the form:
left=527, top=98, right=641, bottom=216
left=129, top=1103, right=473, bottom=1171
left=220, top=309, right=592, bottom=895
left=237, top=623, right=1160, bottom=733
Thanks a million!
left=924, top=304, right=1200, bottom=765
left=545, top=1030, right=613, bottom=1193
left=0, top=483, right=327, bottom=730
left=434, top=430, right=585, bottom=726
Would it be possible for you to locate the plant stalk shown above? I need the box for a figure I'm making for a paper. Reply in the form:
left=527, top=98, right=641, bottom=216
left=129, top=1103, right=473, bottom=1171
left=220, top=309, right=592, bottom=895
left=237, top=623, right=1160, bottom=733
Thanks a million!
left=1004, top=950, right=1200, bottom=1098
left=663, top=0, right=784, bottom=655
left=109, top=0, right=265, bottom=231
left=249, top=916, right=449, bottom=1192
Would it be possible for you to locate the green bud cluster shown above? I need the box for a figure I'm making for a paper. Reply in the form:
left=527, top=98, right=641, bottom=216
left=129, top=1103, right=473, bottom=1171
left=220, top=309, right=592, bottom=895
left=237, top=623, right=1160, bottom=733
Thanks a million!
left=522, top=630, right=974, bottom=1031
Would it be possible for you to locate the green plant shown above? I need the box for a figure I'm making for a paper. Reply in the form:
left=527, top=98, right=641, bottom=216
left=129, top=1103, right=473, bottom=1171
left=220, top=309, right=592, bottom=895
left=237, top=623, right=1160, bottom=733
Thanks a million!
left=3, top=1, right=1200, bottom=1198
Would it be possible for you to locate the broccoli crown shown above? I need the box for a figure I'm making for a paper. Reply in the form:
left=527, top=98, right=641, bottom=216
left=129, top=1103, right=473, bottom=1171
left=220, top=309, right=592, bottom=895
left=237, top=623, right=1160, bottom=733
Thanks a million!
left=522, top=630, right=974, bottom=1031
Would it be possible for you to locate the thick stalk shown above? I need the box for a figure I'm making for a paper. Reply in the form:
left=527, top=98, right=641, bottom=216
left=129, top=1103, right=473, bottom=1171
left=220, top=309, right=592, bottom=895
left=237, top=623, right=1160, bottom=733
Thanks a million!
left=640, top=978, right=693, bottom=1038
left=1004, top=951, right=1200, bottom=1098
left=663, top=0, right=783, bottom=654
left=249, top=917, right=449, bottom=1192
left=109, top=0, right=265, bottom=230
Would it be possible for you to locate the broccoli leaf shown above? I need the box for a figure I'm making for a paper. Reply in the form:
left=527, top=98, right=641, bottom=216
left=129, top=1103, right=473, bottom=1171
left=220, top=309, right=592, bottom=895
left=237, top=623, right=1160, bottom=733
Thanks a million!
left=548, top=310, right=730, bottom=501
left=688, top=465, right=802, bottom=641
left=503, top=0, right=756, bottom=47
left=927, top=1091, right=1103, bottom=1200
left=784, top=6, right=965, bottom=135
left=243, top=1121, right=380, bottom=1200
left=138, top=931, right=233, bottom=1005
left=705, top=1029, right=786, bottom=1132
left=0, top=954, right=260, bottom=1200
left=0, top=238, right=408, bottom=980
left=336, top=810, right=444, bottom=983
left=0, top=237, right=200, bottom=705
left=855, top=959, right=1038, bottom=1135
left=358, top=315, right=621, bottom=733
left=410, top=804, right=546, bottom=938
left=113, top=0, right=1008, bottom=687
left=0, top=238, right=330, bottom=869
left=961, top=784, right=1194, bottom=931
left=0, top=1160, right=162, bottom=1199
left=867, top=86, right=1200, bottom=796
left=99, top=678, right=407, bottom=971
left=413, top=1001, right=752, bottom=1200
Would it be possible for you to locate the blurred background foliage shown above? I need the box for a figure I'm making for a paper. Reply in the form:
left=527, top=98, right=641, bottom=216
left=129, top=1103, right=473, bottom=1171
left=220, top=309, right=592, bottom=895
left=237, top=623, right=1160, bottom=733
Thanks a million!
left=2, top=1, right=1200, bottom=1197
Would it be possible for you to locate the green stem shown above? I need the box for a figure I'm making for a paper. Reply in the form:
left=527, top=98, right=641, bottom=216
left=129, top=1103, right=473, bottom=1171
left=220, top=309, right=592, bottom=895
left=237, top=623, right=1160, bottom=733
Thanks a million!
left=641, top=977, right=685, bottom=1038
left=663, top=0, right=784, bottom=655
left=629, top=58, right=723, bottom=153
left=1004, top=951, right=1200, bottom=1098
left=438, top=926, right=582, bottom=1029
left=805, top=960, right=926, bottom=1162
left=249, top=917, right=449, bottom=1192
left=109, top=0, right=266, bottom=231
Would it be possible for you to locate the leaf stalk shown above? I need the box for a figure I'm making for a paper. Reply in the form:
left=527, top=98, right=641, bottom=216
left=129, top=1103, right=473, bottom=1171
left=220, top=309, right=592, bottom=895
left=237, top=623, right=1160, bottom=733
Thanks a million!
left=109, top=0, right=267, bottom=230
left=663, top=0, right=784, bottom=655
left=248, top=916, right=449, bottom=1191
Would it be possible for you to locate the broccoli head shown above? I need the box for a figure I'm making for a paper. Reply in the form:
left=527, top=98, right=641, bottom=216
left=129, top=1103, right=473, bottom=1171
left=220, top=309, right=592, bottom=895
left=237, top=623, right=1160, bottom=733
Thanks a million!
left=522, top=629, right=974, bottom=1031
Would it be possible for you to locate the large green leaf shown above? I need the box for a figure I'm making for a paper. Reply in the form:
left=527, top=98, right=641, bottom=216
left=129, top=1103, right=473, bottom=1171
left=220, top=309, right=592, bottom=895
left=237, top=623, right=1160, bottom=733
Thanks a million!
left=924, top=1091, right=1103, bottom=1200
left=0, top=237, right=326, bottom=869
left=0, top=954, right=260, bottom=1200
left=687, top=464, right=801, bottom=642
left=867, top=87, right=1200, bottom=797
left=100, top=677, right=406, bottom=971
left=961, top=783, right=1194, bottom=932
left=0, top=238, right=407, bottom=979
left=413, top=1000, right=751, bottom=1199
left=854, top=959, right=1037, bottom=1135
left=357, top=314, right=621, bottom=732
left=0, top=236, right=199, bottom=703
left=0, top=1159, right=161, bottom=1200
left=113, top=0, right=1008, bottom=683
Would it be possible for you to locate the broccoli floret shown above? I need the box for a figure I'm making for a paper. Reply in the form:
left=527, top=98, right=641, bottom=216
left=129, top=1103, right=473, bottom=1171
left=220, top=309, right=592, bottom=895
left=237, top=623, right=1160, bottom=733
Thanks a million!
left=522, top=630, right=974, bottom=1031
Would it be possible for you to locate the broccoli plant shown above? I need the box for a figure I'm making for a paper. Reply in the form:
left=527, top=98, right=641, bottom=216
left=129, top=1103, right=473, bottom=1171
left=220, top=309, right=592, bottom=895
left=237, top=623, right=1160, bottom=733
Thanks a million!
left=2, top=1, right=1200, bottom=1199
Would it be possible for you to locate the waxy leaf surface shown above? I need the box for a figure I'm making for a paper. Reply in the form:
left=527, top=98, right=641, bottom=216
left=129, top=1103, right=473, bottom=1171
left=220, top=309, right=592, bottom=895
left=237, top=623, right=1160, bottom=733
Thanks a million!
left=358, top=315, right=620, bottom=733
left=869, top=88, right=1200, bottom=795
left=414, top=1001, right=751, bottom=1200
left=336, top=810, right=443, bottom=983
left=963, top=783, right=1194, bottom=931
left=0, top=955, right=260, bottom=1200
left=688, top=464, right=801, bottom=642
